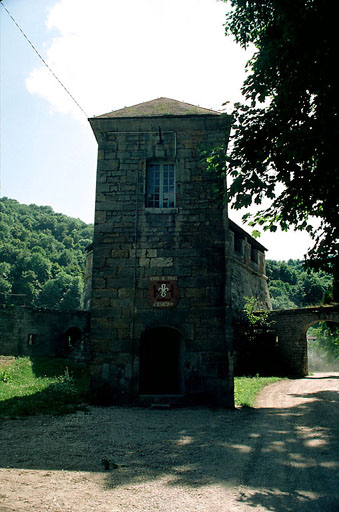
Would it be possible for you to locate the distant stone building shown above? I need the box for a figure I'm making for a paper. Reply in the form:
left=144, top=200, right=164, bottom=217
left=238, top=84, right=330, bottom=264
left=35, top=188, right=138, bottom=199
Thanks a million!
left=86, top=97, right=270, bottom=406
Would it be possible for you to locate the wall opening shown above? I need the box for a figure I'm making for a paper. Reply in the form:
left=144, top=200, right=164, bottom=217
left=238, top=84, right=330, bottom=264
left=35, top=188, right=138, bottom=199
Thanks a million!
left=307, top=321, right=339, bottom=372
left=27, top=333, right=37, bottom=346
left=250, top=245, right=258, bottom=264
left=63, top=327, right=82, bottom=354
left=139, top=326, right=184, bottom=395
left=234, top=233, right=243, bottom=255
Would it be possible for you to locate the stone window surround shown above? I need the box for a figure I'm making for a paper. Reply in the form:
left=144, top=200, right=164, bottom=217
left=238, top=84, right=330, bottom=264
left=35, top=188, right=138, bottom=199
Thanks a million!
left=145, top=207, right=178, bottom=214
left=145, top=161, right=176, bottom=209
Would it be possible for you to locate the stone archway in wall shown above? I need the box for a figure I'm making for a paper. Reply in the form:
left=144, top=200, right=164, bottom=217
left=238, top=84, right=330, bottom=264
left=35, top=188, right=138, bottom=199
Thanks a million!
left=306, top=320, right=339, bottom=372
left=271, top=306, right=339, bottom=376
left=139, top=326, right=184, bottom=395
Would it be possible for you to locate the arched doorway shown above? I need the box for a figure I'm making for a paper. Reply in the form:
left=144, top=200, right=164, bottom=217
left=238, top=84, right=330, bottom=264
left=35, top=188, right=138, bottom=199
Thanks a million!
left=139, top=326, right=184, bottom=395
left=63, top=327, right=82, bottom=354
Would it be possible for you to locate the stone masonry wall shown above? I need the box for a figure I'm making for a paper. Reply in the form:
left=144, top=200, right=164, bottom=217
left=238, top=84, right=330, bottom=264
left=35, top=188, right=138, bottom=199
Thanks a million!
left=270, top=306, right=339, bottom=376
left=228, top=224, right=271, bottom=312
left=0, top=306, right=90, bottom=361
left=89, top=113, right=234, bottom=405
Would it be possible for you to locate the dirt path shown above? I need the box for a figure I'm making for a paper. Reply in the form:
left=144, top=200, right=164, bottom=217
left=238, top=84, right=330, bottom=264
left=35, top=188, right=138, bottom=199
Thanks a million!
left=0, top=373, right=338, bottom=512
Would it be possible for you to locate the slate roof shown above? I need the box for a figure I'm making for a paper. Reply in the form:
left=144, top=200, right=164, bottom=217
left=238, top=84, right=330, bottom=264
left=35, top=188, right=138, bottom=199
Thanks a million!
left=95, top=97, right=221, bottom=119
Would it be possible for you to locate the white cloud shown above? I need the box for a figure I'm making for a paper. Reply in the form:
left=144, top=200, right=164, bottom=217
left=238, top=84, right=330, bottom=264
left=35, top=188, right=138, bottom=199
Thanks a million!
left=22, top=0, right=315, bottom=257
left=25, top=0, right=252, bottom=120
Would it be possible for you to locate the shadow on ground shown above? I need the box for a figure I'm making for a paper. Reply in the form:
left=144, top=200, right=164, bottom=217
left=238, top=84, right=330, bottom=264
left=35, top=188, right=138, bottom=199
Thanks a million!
left=0, top=376, right=338, bottom=512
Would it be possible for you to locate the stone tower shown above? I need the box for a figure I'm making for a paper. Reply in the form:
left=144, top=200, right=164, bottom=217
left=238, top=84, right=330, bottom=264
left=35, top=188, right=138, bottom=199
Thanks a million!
left=88, top=97, right=234, bottom=406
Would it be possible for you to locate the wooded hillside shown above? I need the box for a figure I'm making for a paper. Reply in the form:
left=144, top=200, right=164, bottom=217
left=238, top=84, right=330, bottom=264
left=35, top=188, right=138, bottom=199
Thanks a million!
left=0, top=198, right=93, bottom=310
left=266, top=259, right=332, bottom=310
left=0, top=197, right=333, bottom=312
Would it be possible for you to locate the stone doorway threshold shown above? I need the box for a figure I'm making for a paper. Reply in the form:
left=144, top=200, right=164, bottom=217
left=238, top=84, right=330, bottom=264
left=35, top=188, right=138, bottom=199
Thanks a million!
left=139, top=394, right=185, bottom=407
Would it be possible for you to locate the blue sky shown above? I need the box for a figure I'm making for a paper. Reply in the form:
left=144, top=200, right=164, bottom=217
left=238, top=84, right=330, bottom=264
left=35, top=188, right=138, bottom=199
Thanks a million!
left=0, top=0, right=314, bottom=260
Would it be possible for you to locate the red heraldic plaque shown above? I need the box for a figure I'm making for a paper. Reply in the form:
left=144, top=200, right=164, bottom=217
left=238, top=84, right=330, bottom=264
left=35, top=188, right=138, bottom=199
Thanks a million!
left=147, top=276, right=179, bottom=308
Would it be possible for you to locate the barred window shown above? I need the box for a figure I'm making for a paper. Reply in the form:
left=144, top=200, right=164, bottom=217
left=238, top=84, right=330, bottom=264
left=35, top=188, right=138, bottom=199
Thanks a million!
left=146, top=163, right=175, bottom=208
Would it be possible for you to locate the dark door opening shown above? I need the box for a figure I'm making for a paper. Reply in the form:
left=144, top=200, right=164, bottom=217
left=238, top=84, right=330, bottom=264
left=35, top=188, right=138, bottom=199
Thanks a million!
left=63, top=327, right=82, bottom=355
left=139, top=327, right=183, bottom=395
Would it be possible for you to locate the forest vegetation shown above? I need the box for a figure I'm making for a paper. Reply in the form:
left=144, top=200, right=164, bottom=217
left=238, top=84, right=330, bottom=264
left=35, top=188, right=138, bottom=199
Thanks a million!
left=0, top=197, right=334, bottom=312
left=0, top=197, right=93, bottom=310
left=266, top=259, right=332, bottom=310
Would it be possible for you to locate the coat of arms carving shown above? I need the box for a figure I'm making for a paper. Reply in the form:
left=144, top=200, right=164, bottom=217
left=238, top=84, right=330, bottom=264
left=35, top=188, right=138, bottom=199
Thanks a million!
left=147, top=276, right=179, bottom=308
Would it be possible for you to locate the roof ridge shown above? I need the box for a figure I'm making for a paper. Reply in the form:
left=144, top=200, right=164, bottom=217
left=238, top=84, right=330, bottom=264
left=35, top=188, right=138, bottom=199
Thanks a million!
left=93, top=97, right=221, bottom=119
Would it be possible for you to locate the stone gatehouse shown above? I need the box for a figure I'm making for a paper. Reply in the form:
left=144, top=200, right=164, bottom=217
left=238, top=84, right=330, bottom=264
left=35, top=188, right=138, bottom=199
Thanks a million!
left=1, top=98, right=336, bottom=402
left=86, top=97, right=270, bottom=406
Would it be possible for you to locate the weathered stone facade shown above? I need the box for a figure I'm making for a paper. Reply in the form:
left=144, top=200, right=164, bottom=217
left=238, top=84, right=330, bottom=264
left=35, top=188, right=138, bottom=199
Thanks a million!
left=0, top=306, right=90, bottom=362
left=87, top=98, right=270, bottom=406
left=88, top=98, right=233, bottom=405
left=228, top=220, right=270, bottom=311
left=270, top=306, right=339, bottom=376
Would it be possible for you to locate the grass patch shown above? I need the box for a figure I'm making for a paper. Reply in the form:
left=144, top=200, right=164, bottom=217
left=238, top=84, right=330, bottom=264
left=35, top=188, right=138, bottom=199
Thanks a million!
left=0, top=356, right=89, bottom=417
left=234, top=375, right=283, bottom=407
left=1, top=357, right=283, bottom=415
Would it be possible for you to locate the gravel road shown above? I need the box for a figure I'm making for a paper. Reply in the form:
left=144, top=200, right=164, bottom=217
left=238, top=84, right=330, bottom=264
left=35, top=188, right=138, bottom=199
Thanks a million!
left=0, top=372, right=338, bottom=512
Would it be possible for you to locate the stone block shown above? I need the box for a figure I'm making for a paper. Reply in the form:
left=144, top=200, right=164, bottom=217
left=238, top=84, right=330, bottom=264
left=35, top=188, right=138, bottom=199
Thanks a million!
left=91, top=297, right=110, bottom=308
left=185, top=288, right=206, bottom=298
left=149, top=257, right=173, bottom=267
left=92, top=278, right=106, bottom=289
left=107, top=278, right=133, bottom=289
left=111, top=249, right=130, bottom=259
left=118, top=288, right=133, bottom=299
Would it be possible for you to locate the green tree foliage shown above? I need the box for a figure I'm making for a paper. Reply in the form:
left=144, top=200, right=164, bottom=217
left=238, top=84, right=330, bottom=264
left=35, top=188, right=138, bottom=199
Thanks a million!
left=266, top=259, right=332, bottom=310
left=0, top=198, right=93, bottom=310
left=308, top=323, right=339, bottom=364
left=221, top=0, right=339, bottom=294
left=234, top=296, right=278, bottom=376
left=37, top=274, right=83, bottom=311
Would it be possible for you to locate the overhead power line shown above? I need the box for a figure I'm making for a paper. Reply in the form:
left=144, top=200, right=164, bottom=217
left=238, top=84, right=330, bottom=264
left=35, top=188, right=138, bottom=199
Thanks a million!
left=0, top=0, right=88, bottom=118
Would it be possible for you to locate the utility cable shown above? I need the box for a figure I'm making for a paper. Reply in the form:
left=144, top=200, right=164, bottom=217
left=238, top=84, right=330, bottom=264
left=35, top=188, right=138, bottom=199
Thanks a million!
left=0, top=0, right=88, bottom=118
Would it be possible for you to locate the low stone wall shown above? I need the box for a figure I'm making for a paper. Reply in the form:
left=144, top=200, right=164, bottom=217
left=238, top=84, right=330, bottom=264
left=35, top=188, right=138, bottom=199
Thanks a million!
left=270, top=306, right=339, bottom=376
left=0, top=306, right=90, bottom=362
left=3, top=304, right=336, bottom=380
